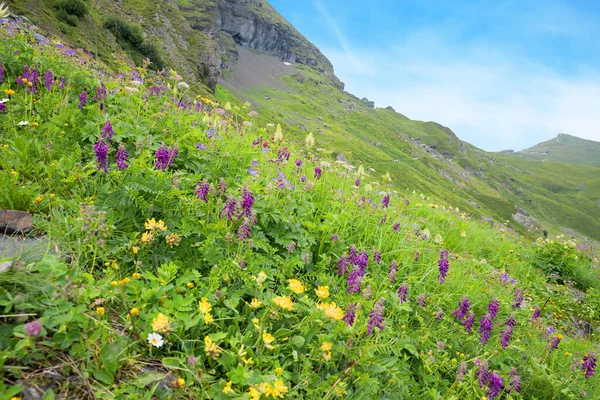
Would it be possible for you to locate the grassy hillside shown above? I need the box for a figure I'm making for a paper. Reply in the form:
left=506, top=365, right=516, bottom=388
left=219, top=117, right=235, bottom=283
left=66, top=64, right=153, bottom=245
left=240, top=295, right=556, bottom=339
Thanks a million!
left=1, top=17, right=599, bottom=400
left=515, top=134, right=600, bottom=166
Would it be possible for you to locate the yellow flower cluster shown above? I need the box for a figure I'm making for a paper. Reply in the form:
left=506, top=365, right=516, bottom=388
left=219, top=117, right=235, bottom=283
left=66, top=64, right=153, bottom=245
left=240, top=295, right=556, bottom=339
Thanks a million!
left=316, top=302, right=344, bottom=320
left=204, top=336, right=222, bottom=359
left=249, top=380, right=289, bottom=399
left=165, top=233, right=181, bottom=247
left=321, top=342, right=332, bottom=360
left=250, top=298, right=262, bottom=309
left=262, top=331, right=276, bottom=350
left=272, top=296, right=294, bottom=311
left=315, top=286, right=329, bottom=299
left=151, top=313, right=171, bottom=334
left=110, top=277, right=131, bottom=287
left=199, top=297, right=214, bottom=323
left=288, top=279, right=305, bottom=294
left=141, top=218, right=168, bottom=244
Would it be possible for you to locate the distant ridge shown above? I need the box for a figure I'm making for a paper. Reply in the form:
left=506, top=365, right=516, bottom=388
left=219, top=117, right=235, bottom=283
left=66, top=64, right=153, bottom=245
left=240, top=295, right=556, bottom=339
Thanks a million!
left=517, top=133, right=600, bottom=166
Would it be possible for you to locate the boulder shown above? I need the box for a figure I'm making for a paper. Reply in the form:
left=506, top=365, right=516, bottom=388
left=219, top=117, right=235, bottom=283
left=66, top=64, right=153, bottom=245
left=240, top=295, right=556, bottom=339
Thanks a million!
left=0, top=210, right=33, bottom=233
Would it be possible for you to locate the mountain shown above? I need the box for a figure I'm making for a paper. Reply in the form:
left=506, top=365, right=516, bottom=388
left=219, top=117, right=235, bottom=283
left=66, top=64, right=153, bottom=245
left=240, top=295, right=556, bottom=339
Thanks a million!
left=8, top=0, right=600, bottom=243
left=516, top=133, right=600, bottom=166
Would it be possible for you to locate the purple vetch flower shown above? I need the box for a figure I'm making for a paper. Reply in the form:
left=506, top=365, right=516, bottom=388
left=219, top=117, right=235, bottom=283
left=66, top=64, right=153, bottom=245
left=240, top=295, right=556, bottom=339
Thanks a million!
left=507, top=368, right=521, bottom=393
left=217, top=178, right=226, bottom=197
left=582, top=352, right=596, bottom=378
left=532, top=306, right=540, bottom=322
left=248, top=168, right=258, bottom=176
left=239, top=188, right=254, bottom=219
left=463, top=311, right=475, bottom=333
left=278, top=147, right=290, bottom=162
left=456, top=362, right=467, bottom=382
left=0, top=104, right=6, bottom=113
left=513, top=289, right=523, bottom=309
left=195, top=179, right=210, bottom=202
left=500, top=325, right=513, bottom=349
left=452, top=296, right=471, bottom=321
left=416, top=294, right=426, bottom=308
left=393, top=223, right=400, bottom=233
left=437, top=250, right=449, bottom=284
left=337, top=253, right=349, bottom=275
left=479, top=313, right=494, bottom=345
left=197, top=143, right=207, bottom=150
left=488, top=298, right=499, bottom=320
left=347, top=269, right=363, bottom=293
left=379, top=214, right=387, bottom=225
left=187, top=355, right=198, bottom=366
left=348, top=245, right=359, bottom=265
left=58, top=76, right=66, bottom=89
left=331, top=233, right=339, bottom=243
left=342, top=303, right=356, bottom=327
left=373, top=250, right=381, bottom=264
left=487, top=371, right=504, bottom=399
left=362, top=285, right=372, bottom=300
left=115, top=143, right=129, bottom=170
left=94, top=82, right=107, bottom=103
left=314, top=167, right=322, bottom=179
left=0, top=64, right=4, bottom=84
left=355, top=178, right=360, bottom=187
left=356, top=250, right=369, bottom=275
left=475, top=359, right=489, bottom=387
left=286, top=241, right=296, bottom=253
left=437, top=341, right=445, bottom=350
left=155, top=144, right=171, bottom=171
left=300, top=175, right=306, bottom=182
left=206, top=128, right=216, bottom=137
left=93, top=138, right=109, bottom=173
left=28, top=68, right=39, bottom=93
left=505, top=315, right=516, bottom=327
left=24, top=320, right=42, bottom=337
left=367, top=298, right=385, bottom=336
left=414, top=251, right=421, bottom=262
left=101, top=120, right=114, bottom=141
left=78, top=90, right=87, bottom=110
left=435, top=310, right=443, bottom=320
left=251, top=160, right=259, bottom=166
left=382, top=194, right=390, bottom=209
left=221, top=196, right=236, bottom=220
left=237, top=218, right=252, bottom=241
left=44, top=69, right=53, bottom=90
left=544, top=326, right=556, bottom=337
left=388, top=260, right=398, bottom=283
left=397, top=283, right=408, bottom=304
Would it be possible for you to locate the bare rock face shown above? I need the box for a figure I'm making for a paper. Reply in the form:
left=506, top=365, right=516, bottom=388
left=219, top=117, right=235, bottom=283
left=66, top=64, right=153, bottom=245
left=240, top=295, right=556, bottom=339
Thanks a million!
left=0, top=210, right=33, bottom=234
left=512, top=207, right=542, bottom=231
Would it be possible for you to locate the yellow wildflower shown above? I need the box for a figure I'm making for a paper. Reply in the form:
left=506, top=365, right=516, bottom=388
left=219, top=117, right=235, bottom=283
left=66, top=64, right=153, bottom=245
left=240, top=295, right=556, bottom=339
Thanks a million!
left=265, top=380, right=288, bottom=398
left=316, top=302, right=344, bottom=320
left=253, top=271, right=267, bottom=286
left=32, top=122, right=39, bottom=127
left=223, top=381, right=234, bottom=395
left=110, top=281, right=119, bottom=287
left=198, top=298, right=212, bottom=314
left=252, top=318, right=261, bottom=330
left=275, top=367, right=283, bottom=376
left=132, top=246, right=139, bottom=255
left=250, top=298, right=262, bottom=309
left=272, top=296, right=294, bottom=311
left=262, top=331, right=276, bottom=350
left=130, top=308, right=140, bottom=316
left=204, top=336, right=222, bottom=359
left=4, top=89, right=15, bottom=95
left=132, top=272, right=141, bottom=280
left=145, top=218, right=167, bottom=232
left=166, top=233, right=181, bottom=247
left=186, top=282, right=195, bottom=289
left=249, top=386, right=262, bottom=400
left=321, top=342, right=332, bottom=352
left=120, top=277, right=131, bottom=285
left=140, top=231, right=154, bottom=244
left=288, top=279, right=305, bottom=294
left=203, top=313, right=214, bottom=323
left=176, top=378, right=185, bottom=388
left=315, top=286, right=330, bottom=299
left=34, top=195, right=43, bottom=204
left=151, top=313, right=171, bottom=334
left=95, top=307, right=105, bottom=316
left=49, top=193, right=55, bottom=199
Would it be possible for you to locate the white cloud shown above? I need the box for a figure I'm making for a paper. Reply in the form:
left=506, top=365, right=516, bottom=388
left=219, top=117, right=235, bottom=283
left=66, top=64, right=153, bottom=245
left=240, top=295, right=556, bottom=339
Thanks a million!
left=318, top=35, right=600, bottom=151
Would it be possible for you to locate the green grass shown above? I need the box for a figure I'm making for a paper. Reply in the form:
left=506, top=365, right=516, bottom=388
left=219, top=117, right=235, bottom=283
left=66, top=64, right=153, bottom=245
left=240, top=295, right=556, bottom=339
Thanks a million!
left=0, top=19, right=599, bottom=400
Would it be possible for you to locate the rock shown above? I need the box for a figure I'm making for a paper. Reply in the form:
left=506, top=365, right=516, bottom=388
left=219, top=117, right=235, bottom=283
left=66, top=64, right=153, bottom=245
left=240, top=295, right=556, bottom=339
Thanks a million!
left=360, top=97, right=375, bottom=108
left=385, top=106, right=395, bottom=112
left=0, top=260, right=12, bottom=273
left=512, top=207, right=542, bottom=231
left=0, top=235, right=52, bottom=263
left=336, top=153, right=346, bottom=162
left=0, top=210, right=33, bottom=233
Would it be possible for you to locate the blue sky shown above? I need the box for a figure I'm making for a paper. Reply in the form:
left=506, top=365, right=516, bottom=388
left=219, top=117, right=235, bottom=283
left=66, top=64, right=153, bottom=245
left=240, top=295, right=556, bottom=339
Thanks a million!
left=269, top=0, right=600, bottom=151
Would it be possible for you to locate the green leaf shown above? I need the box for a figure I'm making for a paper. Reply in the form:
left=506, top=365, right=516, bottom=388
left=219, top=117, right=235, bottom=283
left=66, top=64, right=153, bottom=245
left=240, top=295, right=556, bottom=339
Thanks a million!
left=228, top=364, right=248, bottom=385
left=99, top=337, right=128, bottom=378
left=92, top=369, right=114, bottom=386
left=290, top=336, right=305, bottom=348
left=274, top=328, right=293, bottom=339
left=162, top=357, right=183, bottom=369
left=132, top=372, right=168, bottom=388
left=42, top=389, right=56, bottom=400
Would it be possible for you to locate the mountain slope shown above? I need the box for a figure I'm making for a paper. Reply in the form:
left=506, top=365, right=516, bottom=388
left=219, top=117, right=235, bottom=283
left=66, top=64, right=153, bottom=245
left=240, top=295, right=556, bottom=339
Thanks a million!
left=7, top=0, right=600, bottom=242
left=516, top=133, right=600, bottom=166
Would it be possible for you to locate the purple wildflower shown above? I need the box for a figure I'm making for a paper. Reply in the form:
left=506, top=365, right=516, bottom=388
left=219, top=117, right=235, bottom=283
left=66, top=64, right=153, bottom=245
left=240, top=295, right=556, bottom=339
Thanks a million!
left=362, top=285, right=372, bottom=300
left=217, top=178, right=226, bottom=197
left=28, top=68, right=39, bottom=93
left=367, top=298, right=385, bottom=336
left=456, top=362, right=467, bottom=382
left=206, top=128, right=215, bottom=137
left=487, top=371, right=504, bottom=399
left=295, top=159, right=303, bottom=168
left=507, top=368, right=521, bottom=393
left=513, top=289, right=523, bottom=309
left=373, top=250, right=381, bottom=264
left=479, top=313, right=494, bottom=345
left=356, top=250, right=369, bottom=275
left=500, top=325, right=513, bottom=349
left=221, top=196, right=236, bottom=221
left=355, top=178, right=360, bottom=187
left=342, top=303, right=356, bottom=327
left=314, top=167, right=322, bottom=179
left=0, top=104, right=6, bottom=113
left=437, top=250, right=449, bottom=284
left=475, top=359, right=489, bottom=387
left=237, top=219, right=252, bottom=241
left=463, top=311, right=475, bottom=333
left=239, top=188, right=254, bottom=219
left=286, top=241, right=296, bottom=253
left=347, top=269, right=363, bottom=293
left=24, top=320, right=42, bottom=337
left=101, top=121, right=114, bottom=141
left=94, top=82, right=107, bottom=103
left=337, top=253, right=349, bottom=275
left=331, top=233, right=339, bottom=243
left=349, top=245, right=359, bottom=265
left=278, top=147, right=290, bottom=162
left=78, top=90, right=87, bottom=110
left=388, top=260, right=398, bottom=283
left=115, top=143, right=129, bottom=170
left=379, top=214, right=387, bottom=225
left=393, top=223, right=400, bottom=233
left=397, top=283, right=408, bottom=304
left=382, top=194, right=390, bottom=209
left=93, top=138, right=109, bottom=173
left=187, top=355, right=198, bottom=366
left=532, top=306, right=540, bottom=322
left=452, top=296, right=471, bottom=320
left=505, top=315, right=516, bottom=327
left=300, top=175, right=306, bottom=182
left=155, top=144, right=171, bottom=171
left=0, top=64, right=4, bottom=84
left=248, top=167, right=257, bottom=176
left=58, top=76, right=65, bottom=89
left=195, top=179, right=210, bottom=202
left=416, top=294, right=426, bottom=308
left=414, top=251, right=421, bottom=262
left=44, top=70, right=53, bottom=90
left=197, top=143, right=207, bottom=150
left=582, top=353, right=596, bottom=378
left=435, top=310, right=443, bottom=320
left=488, top=298, right=499, bottom=320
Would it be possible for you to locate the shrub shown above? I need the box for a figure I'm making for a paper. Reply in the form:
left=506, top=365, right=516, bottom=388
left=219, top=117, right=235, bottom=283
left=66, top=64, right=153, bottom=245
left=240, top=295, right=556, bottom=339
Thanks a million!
left=53, top=0, right=88, bottom=18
